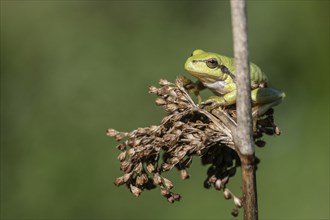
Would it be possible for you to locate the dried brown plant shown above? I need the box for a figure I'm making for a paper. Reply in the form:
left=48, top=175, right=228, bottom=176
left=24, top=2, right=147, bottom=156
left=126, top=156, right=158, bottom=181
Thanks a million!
left=106, top=76, right=280, bottom=215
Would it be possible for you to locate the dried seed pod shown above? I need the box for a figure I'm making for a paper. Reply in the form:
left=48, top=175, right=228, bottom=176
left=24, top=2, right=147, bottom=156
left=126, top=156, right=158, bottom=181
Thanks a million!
left=146, top=163, right=155, bottom=173
left=162, top=177, right=173, bottom=189
left=159, top=85, right=172, bottom=96
left=223, top=188, right=232, bottom=199
left=209, top=175, right=217, bottom=183
left=160, top=187, right=169, bottom=197
left=159, top=79, right=171, bottom=86
left=165, top=103, right=178, bottom=112
left=130, top=184, right=142, bottom=197
left=134, top=162, right=143, bottom=173
left=120, top=161, right=133, bottom=173
left=153, top=173, right=162, bottom=185
left=106, top=128, right=119, bottom=137
left=231, top=208, right=239, bottom=217
left=172, top=193, right=181, bottom=201
left=215, top=179, right=222, bottom=190
left=114, top=173, right=131, bottom=186
left=221, top=176, right=229, bottom=184
left=255, top=139, right=266, bottom=147
left=177, top=102, right=189, bottom=110
left=116, top=143, right=126, bottom=151
left=114, top=176, right=125, bottom=186
left=155, top=98, right=166, bottom=106
left=167, top=196, right=175, bottom=203
left=162, top=163, right=174, bottom=171
left=180, top=169, right=190, bottom=180
left=275, top=126, right=281, bottom=135
left=233, top=196, right=242, bottom=208
left=148, top=86, right=158, bottom=94
left=127, top=148, right=135, bottom=157
left=115, top=132, right=127, bottom=141
left=149, top=125, right=159, bottom=133
left=136, top=127, right=146, bottom=134
left=117, top=151, right=126, bottom=161
left=136, top=174, right=148, bottom=186
left=204, top=180, right=211, bottom=189
left=168, top=157, right=180, bottom=165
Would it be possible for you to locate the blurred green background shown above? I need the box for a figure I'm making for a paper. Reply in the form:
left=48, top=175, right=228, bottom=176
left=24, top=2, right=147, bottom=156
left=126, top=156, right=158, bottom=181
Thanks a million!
left=1, top=1, right=329, bottom=219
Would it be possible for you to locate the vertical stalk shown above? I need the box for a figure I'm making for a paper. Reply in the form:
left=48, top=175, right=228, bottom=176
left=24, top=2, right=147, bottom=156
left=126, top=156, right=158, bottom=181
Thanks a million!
left=230, top=0, right=258, bottom=219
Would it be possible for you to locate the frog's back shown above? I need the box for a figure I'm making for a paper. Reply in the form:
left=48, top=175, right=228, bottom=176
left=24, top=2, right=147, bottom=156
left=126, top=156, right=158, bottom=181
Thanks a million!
left=218, top=54, right=267, bottom=83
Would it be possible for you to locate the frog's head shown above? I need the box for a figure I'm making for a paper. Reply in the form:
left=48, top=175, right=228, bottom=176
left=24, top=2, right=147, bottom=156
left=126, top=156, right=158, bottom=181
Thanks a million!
left=184, top=49, right=227, bottom=83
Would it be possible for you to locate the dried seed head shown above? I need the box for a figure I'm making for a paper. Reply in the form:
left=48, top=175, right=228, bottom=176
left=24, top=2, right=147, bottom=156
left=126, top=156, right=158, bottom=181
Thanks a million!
left=109, top=77, right=282, bottom=214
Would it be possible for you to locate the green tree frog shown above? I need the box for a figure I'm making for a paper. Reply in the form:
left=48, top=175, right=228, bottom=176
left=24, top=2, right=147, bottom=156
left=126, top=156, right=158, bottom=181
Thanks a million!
left=184, top=49, right=285, bottom=115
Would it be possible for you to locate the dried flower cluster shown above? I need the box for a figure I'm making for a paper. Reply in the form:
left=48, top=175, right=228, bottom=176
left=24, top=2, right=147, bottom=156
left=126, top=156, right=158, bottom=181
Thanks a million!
left=107, top=76, right=280, bottom=216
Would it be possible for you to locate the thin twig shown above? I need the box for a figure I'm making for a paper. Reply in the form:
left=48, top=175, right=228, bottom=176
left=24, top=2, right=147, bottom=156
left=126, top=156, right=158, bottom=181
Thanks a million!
left=230, top=0, right=259, bottom=219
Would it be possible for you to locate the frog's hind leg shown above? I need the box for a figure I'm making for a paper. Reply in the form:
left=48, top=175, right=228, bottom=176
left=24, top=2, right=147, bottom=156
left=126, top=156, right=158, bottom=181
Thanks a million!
left=251, top=87, right=285, bottom=116
left=209, top=90, right=237, bottom=106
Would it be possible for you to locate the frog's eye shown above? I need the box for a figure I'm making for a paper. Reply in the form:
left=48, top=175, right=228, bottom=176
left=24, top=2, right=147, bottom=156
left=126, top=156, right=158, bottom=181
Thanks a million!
left=206, top=58, right=218, bottom=69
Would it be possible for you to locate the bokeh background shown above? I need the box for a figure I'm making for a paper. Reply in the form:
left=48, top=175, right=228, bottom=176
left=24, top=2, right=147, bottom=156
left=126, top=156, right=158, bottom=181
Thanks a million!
left=1, top=1, right=329, bottom=219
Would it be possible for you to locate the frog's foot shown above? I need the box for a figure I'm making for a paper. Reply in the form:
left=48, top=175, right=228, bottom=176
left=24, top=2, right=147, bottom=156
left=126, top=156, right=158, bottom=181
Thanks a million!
left=252, top=87, right=285, bottom=116
left=181, top=77, right=206, bottom=104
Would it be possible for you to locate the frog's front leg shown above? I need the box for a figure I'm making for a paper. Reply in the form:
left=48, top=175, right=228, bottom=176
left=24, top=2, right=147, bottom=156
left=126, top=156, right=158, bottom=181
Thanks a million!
left=251, top=87, right=285, bottom=115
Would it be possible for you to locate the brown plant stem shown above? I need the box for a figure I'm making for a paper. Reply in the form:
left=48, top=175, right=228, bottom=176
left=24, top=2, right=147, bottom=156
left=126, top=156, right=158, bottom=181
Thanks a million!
left=230, top=0, right=258, bottom=219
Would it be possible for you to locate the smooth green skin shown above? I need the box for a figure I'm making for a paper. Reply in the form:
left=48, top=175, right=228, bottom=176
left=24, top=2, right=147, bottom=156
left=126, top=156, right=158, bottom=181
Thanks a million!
left=184, top=49, right=285, bottom=115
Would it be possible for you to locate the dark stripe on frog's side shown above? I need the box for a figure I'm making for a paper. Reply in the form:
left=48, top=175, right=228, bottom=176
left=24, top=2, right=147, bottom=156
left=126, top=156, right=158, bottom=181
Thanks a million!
left=192, top=59, right=236, bottom=82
